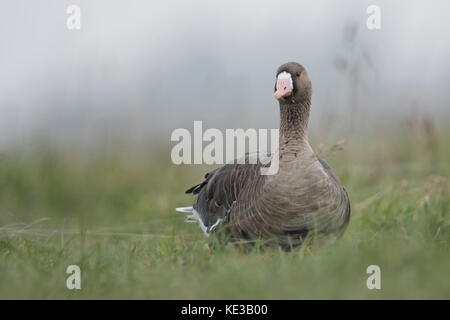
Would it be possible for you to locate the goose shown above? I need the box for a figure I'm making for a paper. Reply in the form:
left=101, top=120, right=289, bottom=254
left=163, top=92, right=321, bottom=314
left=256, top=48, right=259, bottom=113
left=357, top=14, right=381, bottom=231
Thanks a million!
left=177, top=62, right=350, bottom=249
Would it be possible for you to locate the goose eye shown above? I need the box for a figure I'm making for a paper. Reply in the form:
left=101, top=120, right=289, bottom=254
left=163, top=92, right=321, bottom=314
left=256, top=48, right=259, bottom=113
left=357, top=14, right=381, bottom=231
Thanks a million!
left=296, top=72, right=301, bottom=77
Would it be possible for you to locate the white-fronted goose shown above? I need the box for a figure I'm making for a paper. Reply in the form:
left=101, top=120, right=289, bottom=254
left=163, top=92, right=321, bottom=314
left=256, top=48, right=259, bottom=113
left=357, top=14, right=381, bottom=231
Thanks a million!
left=177, top=62, right=350, bottom=249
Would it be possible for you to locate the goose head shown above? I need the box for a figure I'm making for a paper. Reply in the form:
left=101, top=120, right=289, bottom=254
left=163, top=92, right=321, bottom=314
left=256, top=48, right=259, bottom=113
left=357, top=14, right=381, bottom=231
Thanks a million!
left=274, top=62, right=312, bottom=105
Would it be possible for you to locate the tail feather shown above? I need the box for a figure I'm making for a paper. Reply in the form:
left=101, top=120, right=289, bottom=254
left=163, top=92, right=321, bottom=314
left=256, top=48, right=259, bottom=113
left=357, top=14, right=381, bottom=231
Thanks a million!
left=184, top=214, right=198, bottom=223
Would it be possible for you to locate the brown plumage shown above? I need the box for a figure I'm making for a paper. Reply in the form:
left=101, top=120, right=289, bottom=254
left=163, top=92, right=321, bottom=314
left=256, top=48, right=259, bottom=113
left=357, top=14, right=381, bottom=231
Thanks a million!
left=177, top=62, right=350, bottom=249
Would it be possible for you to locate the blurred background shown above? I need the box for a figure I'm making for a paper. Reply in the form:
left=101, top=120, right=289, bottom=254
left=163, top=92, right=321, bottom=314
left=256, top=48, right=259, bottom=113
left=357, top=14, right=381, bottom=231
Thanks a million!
left=1, top=0, right=449, bottom=150
left=0, top=1, right=449, bottom=299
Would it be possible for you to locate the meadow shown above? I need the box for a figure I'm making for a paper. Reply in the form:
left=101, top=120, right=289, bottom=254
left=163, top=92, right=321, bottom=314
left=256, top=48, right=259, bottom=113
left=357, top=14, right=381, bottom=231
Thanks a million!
left=0, top=121, right=449, bottom=299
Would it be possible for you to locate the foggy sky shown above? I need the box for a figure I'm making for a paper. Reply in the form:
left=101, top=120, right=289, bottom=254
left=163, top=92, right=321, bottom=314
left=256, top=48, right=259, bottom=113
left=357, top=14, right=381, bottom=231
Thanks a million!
left=1, top=1, right=449, bottom=148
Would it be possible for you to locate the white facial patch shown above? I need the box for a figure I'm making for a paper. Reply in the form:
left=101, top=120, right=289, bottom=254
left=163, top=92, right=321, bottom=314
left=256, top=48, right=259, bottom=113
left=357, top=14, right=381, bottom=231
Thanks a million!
left=276, top=71, right=293, bottom=90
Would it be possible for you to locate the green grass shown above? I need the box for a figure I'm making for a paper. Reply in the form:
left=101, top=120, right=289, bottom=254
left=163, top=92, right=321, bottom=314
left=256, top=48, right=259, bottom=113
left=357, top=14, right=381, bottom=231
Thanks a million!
left=0, top=127, right=449, bottom=299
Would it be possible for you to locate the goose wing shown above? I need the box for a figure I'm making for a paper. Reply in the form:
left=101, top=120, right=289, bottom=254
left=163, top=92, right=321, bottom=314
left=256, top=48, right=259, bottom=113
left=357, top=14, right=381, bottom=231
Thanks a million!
left=182, top=153, right=269, bottom=235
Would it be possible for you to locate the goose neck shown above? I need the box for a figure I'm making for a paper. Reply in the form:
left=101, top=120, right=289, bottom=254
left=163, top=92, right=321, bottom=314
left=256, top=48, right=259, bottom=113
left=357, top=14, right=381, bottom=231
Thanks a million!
left=279, top=102, right=310, bottom=153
